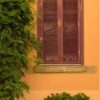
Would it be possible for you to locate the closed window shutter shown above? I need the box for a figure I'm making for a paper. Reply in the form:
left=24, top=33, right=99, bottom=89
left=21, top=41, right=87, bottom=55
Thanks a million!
left=43, top=0, right=58, bottom=64
left=38, top=0, right=83, bottom=64
left=63, top=0, right=79, bottom=64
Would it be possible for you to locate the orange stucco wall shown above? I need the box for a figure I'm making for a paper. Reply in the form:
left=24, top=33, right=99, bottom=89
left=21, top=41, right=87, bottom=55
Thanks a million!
left=22, top=0, right=100, bottom=100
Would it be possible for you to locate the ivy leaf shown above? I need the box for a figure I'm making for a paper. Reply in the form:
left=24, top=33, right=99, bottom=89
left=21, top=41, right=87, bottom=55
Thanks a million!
left=20, top=2, right=28, bottom=12
left=0, top=14, right=11, bottom=24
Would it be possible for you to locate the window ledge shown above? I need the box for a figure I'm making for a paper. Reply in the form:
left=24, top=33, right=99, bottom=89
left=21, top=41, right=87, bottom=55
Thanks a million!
left=34, top=65, right=90, bottom=73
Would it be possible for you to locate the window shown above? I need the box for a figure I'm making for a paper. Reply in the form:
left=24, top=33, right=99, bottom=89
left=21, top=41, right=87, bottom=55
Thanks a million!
left=37, top=0, right=84, bottom=65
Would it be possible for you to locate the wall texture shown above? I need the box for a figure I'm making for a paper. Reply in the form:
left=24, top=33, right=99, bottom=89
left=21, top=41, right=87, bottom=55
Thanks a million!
left=22, top=0, right=100, bottom=100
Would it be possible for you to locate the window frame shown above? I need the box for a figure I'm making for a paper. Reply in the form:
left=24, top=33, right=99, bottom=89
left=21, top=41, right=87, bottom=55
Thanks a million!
left=37, top=0, right=84, bottom=65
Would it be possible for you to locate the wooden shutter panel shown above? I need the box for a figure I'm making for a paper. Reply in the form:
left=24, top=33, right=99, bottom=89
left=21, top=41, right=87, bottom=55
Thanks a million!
left=38, top=0, right=84, bottom=64
left=63, top=0, right=80, bottom=64
left=42, top=0, right=58, bottom=64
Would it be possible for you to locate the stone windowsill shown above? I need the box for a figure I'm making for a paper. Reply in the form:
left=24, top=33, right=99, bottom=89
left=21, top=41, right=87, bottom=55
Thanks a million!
left=34, top=64, right=96, bottom=73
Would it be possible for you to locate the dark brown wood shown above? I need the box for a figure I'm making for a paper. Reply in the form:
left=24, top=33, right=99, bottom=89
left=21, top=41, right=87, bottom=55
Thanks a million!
left=37, top=0, right=44, bottom=60
left=78, top=0, right=84, bottom=65
left=78, top=0, right=81, bottom=64
left=80, top=0, right=84, bottom=65
left=42, top=0, right=59, bottom=64
left=58, top=0, right=63, bottom=64
left=37, top=0, right=84, bottom=65
left=63, top=0, right=80, bottom=64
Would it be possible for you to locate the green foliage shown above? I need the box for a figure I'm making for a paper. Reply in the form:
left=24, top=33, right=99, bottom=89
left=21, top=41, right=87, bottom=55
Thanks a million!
left=44, top=92, right=90, bottom=100
left=73, top=93, right=89, bottom=100
left=44, top=92, right=72, bottom=100
left=33, top=56, right=43, bottom=66
left=0, top=0, right=40, bottom=100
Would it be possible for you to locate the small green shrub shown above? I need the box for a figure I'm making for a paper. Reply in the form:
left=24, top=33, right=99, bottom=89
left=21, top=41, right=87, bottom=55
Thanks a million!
left=44, top=92, right=90, bottom=100
left=44, top=92, right=72, bottom=100
left=73, top=93, right=89, bottom=100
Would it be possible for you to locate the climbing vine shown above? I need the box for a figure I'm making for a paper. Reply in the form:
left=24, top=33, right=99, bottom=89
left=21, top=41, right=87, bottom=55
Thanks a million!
left=0, top=0, right=40, bottom=100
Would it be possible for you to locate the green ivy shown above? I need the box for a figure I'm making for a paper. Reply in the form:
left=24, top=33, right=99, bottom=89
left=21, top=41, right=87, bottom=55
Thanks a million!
left=0, top=0, right=41, bottom=100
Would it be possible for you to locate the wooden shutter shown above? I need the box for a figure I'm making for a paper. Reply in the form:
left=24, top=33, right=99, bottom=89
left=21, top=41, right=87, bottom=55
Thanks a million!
left=38, top=0, right=84, bottom=64
left=41, top=0, right=58, bottom=64
left=63, top=0, right=82, bottom=64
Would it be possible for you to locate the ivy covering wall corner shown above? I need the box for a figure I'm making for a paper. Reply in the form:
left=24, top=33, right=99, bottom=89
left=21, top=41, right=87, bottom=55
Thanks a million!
left=0, top=0, right=40, bottom=100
